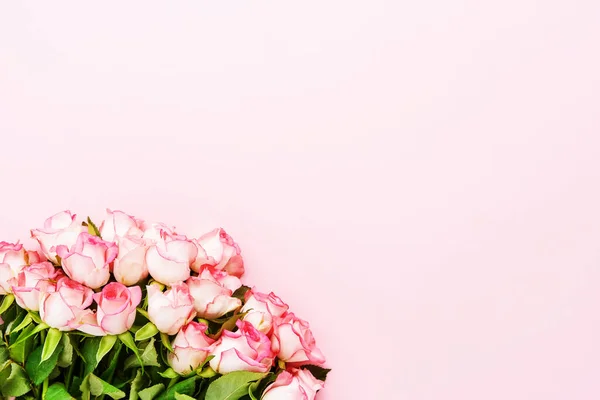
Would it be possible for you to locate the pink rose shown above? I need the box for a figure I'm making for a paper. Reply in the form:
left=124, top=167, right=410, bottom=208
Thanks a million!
left=113, top=236, right=149, bottom=286
left=30, top=211, right=85, bottom=263
left=261, top=369, right=324, bottom=400
left=271, top=314, right=325, bottom=366
left=57, top=233, right=118, bottom=289
left=193, top=229, right=244, bottom=277
left=99, top=209, right=143, bottom=242
left=11, top=262, right=61, bottom=311
left=39, top=277, right=95, bottom=331
left=93, top=282, right=142, bottom=335
left=0, top=242, right=28, bottom=294
left=146, top=235, right=197, bottom=286
left=187, top=268, right=242, bottom=320
left=141, top=221, right=177, bottom=241
left=147, top=283, right=195, bottom=335
left=241, top=291, right=289, bottom=334
left=168, top=322, right=215, bottom=375
left=209, top=320, right=274, bottom=374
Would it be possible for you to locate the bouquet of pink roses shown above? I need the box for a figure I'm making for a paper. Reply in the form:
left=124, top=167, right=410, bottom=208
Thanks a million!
left=0, top=210, right=329, bottom=400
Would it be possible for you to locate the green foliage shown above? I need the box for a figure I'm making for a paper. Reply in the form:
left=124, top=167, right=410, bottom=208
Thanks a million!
left=301, top=364, right=332, bottom=381
left=124, top=338, right=160, bottom=369
left=25, top=340, right=64, bottom=385
left=0, top=362, right=32, bottom=397
left=42, top=328, right=63, bottom=362
left=135, top=322, right=159, bottom=341
left=138, top=384, right=165, bottom=400
left=86, top=217, right=102, bottom=237
left=46, top=383, right=76, bottom=400
left=204, top=371, right=266, bottom=400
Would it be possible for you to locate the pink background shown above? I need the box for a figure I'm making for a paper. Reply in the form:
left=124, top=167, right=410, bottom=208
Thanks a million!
left=2, top=1, right=600, bottom=399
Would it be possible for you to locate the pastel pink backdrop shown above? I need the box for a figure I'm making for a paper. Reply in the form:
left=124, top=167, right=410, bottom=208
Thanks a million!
left=1, top=1, right=600, bottom=399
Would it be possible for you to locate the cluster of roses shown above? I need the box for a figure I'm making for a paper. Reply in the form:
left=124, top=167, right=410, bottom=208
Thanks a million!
left=0, top=210, right=328, bottom=399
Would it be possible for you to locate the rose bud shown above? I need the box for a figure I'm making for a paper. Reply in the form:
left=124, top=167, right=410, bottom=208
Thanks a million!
left=168, top=322, right=215, bottom=375
left=113, top=236, right=149, bottom=286
left=93, top=282, right=142, bottom=335
left=11, top=262, right=61, bottom=311
left=39, top=277, right=95, bottom=331
left=30, top=211, right=85, bottom=263
left=241, top=291, right=289, bottom=334
left=146, top=235, right=197, bottom=286
left=271, top=313, right=326, bottom=366
left=0, top=242, right=29, bottom=294
left=187, top=268, right=242, bottom=320
left=56, top=233, right=118, bottom=289
left=99, top=209, right=143, bottom=242
left=261, top=369, right=325, bottom=400
left=192, top=229, right=244, bottom=277
left=147, top=283, right=195, bottom=335
left=209, top=320, right=274, bottom=374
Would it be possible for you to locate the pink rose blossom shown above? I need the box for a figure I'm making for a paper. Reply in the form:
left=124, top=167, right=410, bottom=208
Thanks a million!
left=209, top=320, right=274, bottom=374
left=261, top=369, right=324, bottom=400
left=141, top=221, right=177, bottom=241
left=113, top=236, right=149, bottom=286
left=147, top=283, right=196, bottom=335
left=11, top=262, right=61, bottom=311
left=146, top=234, right=197, bottom=286
left=187, top=268, right=242, bottom=320
left=0, top=242, right=28, bottom=294
left=39, top=277, right=95, bottom=331
left=192, top=229, right=244, bottom=277
left=99, top=209, right=143, bottom=242
left=168, top=322, right=215, bottom=375
left=271, top=313, right=325, bottom=366
left=241, top=291, right=289, bottom=334
left=93, top=282, right=142, bottom=335
left=57, top=233, right=118, bottom=289
left=30, top=211, right=85, bottom=263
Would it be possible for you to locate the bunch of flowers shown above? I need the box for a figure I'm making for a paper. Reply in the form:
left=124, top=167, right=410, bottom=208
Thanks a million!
left=0, top=210, right=330, bottom=400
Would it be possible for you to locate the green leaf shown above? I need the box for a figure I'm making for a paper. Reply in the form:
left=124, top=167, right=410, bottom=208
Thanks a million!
left=158, top=368, right=179, bottom=379
left=97, top=335, right=118, bottom=363
left=300, top=365, right=331, bottom=381
left=81, top=373, right=126, bottom=400
left=118, top=331, right=144, bottom=373
left=57, top=333, right=74, bottom=368
left=174, top=394, right=196, bottom=400
left=207, top=312, right=247, bottom=340
left=231, top=285, right=251, bottom=302
left=124, top=337, right=160, bottom=369
left=247, top=372, right=277, bottom=400
left=156, top=377, right=198, bottom=400
left=160, top=332, right=173, bottom=352
left=46, top=383, right=75, bottom=400
left=0, top=294, right=14, bottom=314
left=129, top=369, right=144, bottom=400
left=138, top=384, right=165, bottom=400
left=205, top=371, right=266, bottom=400
left=42, top=328, right=63, bottom=362
left=28, top=311, right=43, bottom=324
left=0, top=362, right=32, bottom=397
left=136, top=308, right=150, bottom=320
left=81, top=337, right=102, bottom=376
left=9, top=324, right=37, bottom=364
left=0, top=344, right=9, bottom=364
left=11, top=313, right=32, bottom=333
left=100, top=341, right=123, bottom=382
left=10, top=322, right=48, bottom=348
left=135, top=322, right=159, bottom=341
left=25, top=341, right=64, bottom=385
left=87, top=217, right=102, bottom=237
